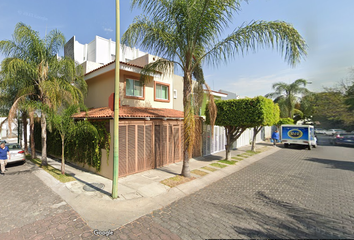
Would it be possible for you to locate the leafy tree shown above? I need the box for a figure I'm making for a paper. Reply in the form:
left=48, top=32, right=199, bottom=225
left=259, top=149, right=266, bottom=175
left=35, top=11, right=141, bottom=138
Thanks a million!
left=123, top=0, right=307, bottom=177
left=0, top=22, right=87, bottom=165
left=206, top=97, right=277, bottom=159
left=266, top=79, right=309, bottom=118
left=48, top=105, right=79, bottom=174
left=277, top=117, right=294, bottom=127
left=345, top=83, right=354, bottom=111
left=250, top=97, right=279, bottom=151
left=310, top=90, right=354, bottom=128
left=292, top=109, right=304, bottom=124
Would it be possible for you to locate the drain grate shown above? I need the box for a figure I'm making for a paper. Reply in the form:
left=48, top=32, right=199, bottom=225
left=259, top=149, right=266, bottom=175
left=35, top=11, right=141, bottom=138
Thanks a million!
left=83, top=182, right=105, bottom=192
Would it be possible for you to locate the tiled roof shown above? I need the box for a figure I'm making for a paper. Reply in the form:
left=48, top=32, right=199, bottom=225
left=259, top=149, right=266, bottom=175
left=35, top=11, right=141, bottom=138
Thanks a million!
left=72, top=106, right=184, bottom=119
left=84, top=60, right=145, bottom=76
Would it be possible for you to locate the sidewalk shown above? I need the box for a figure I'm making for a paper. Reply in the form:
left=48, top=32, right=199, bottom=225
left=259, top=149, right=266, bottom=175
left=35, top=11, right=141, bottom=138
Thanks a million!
left=32, top=142, right=281, bottom=231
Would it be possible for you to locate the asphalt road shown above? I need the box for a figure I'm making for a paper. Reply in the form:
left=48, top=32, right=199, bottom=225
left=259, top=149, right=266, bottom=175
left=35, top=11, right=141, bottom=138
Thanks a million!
left=1, top=135, right=354, bottom=239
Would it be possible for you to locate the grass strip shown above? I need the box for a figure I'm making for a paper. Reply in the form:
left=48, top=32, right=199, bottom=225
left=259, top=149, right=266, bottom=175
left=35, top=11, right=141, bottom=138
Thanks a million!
left=30, top=158, right=76, bottom=183
left=231, top=157, right=244, bottom=161
left=160, top=175, right=195, bottom=188
left=191, top=169, right=209, bottom=176
left=210, top=163, right=228, bottom=168
left=245, top=150, right=261, bottom=155
left=218, top=160, right=237, bottom=165
left=201, top=166, right=218, bottom=172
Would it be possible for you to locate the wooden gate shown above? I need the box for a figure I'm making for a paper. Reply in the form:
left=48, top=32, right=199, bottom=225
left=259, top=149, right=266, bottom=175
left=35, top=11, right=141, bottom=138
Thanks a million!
left=118, top=120, right=183, bottom=177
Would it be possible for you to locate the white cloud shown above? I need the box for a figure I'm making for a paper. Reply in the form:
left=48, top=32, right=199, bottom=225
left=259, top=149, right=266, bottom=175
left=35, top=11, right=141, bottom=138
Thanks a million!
left=103, top=27, right=113, bottom=32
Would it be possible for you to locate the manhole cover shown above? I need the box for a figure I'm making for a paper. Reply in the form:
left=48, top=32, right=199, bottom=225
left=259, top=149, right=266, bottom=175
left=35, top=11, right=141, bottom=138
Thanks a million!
left=83, top=183, right=105, bottom=192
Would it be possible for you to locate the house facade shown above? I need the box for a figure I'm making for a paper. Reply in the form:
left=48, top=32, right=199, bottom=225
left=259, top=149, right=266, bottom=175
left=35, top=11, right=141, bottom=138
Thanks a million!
left=66, top=36, right=189, bottom=179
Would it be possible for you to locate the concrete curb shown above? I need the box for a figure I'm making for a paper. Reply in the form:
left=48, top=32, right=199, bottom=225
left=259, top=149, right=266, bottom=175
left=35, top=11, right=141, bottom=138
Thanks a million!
left=32, top=145, right=281, bottom=230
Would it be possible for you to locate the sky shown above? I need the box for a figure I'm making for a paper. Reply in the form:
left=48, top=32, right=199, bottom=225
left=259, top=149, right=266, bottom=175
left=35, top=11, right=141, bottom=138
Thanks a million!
left=1, top=0, right=354, bottom=97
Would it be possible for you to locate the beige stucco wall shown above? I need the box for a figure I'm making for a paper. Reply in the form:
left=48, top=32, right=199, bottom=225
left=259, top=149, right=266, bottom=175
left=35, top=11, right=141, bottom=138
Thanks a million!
left=173, top=74, right=184, bottom=111
left=128, top=54, right=149, bottom=67
left=85, top=68, right=174, bottom=109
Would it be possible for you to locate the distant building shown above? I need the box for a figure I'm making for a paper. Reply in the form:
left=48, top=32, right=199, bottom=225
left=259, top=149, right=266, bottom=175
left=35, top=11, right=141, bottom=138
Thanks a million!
left=219, top=89, right=240, bottom=100
left=64, top=35, right=148, bottom=74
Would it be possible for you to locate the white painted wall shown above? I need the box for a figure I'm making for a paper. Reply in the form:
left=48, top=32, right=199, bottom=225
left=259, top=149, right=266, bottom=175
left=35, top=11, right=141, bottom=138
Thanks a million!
left=0, top=117, right=30, bottom=146
left=87, top=40, right=96, bottom=63
left=202, top=125, right=272, bottom=156
left=66, top=35, right=148, bottom=68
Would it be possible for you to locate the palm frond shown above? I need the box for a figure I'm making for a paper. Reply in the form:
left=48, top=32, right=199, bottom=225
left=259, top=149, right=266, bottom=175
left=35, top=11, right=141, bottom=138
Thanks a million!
left=138, top=58, right=176, bottom=84
left=203, top=20, right=307, bottom=67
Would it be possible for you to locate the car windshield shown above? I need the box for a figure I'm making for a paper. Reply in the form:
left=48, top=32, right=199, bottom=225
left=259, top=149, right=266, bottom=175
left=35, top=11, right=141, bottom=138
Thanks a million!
left=6, top=144, right=21, bottom=150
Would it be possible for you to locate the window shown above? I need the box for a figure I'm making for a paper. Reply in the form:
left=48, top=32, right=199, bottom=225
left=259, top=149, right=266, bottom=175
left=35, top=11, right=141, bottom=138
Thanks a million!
left=156, top=84, right=168, bottom=100
left=154, top=82, right=170, bottom=102
left=126, top=79, right=143, bottom=97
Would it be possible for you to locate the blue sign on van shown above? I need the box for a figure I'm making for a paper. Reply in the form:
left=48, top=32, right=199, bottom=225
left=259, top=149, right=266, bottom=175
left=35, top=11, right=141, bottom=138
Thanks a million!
left=282, top=126, right=309, bottom=140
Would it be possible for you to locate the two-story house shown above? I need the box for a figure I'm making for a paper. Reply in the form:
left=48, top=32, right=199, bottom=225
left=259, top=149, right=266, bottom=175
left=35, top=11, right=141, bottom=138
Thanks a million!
left=66, top=36, right=186, bottom=179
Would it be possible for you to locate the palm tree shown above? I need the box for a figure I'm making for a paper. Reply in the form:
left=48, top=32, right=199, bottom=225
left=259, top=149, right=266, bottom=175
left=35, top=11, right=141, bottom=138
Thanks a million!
left=0, top=22, right=87, bottom=166
left=122, top=0, right=307, bottom=177
left=266, top=79, right=309, bottom=118
left=0, top=63, right=32, bottom=155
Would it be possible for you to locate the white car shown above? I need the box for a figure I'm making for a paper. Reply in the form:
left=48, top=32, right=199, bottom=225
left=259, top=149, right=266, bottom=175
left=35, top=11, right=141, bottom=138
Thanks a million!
left=314, top=128, right=326, bottom=134
left=323, top=129, right=346, bottom=136
left=5, top=143, right=26, bottom=164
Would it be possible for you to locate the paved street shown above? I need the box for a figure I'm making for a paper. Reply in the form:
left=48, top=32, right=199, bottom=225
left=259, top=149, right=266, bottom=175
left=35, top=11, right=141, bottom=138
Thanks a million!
left=1, top=137, right=354, bottom=239
left=115, top=139, right=354, bottom=239
left=0, top=161, right=92, bottom=239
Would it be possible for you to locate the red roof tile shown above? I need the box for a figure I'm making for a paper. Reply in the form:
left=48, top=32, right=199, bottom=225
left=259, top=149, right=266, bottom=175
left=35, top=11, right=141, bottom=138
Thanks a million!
left=72, top=106, right=184, bottom=119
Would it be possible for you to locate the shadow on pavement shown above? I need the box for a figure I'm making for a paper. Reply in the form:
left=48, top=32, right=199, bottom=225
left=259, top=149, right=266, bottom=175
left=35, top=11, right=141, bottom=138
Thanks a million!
left=154, top=167, right=180, bottom=176
left=5, top=161, right=38, bottom=175
left=219, top=191, right=350, bottom=238
left=194, top=154, right=224, bottom=162
left=71, top=174, right=112, bottom=197
left=304, top=157, right=354, bottom=172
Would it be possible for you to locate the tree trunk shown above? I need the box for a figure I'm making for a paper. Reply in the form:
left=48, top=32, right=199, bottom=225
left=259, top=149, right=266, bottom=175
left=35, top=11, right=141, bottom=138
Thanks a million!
left=251, top=127, right=262, bottom=151
left=29, top=111, right=36, bottom=159
left=225, top=128, right=231, bottom=160
left=251, top=126, right=263, bottom=152
left=181, top=71, right=193, bottom=178
left=22, top=112, right=29, bottom=155
left=61, top=136, right=65, bottom=175
left=251, top=127, right=257, bottom=151
left=41, top=112, right=48, bottom=166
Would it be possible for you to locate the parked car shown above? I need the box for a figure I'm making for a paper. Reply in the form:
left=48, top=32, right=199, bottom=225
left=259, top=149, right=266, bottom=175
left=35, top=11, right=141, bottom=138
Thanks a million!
left=314, top=128, right=326, bottom=134
left=333, top=134, right=354, bottom=146
left=323, top=129, right=346, bottom=136
left=5, top=143, right=26, bottom=164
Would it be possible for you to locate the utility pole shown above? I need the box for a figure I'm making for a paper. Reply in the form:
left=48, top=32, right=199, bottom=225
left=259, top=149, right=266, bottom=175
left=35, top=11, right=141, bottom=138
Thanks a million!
left=112, top=0, right=120, bottom=199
